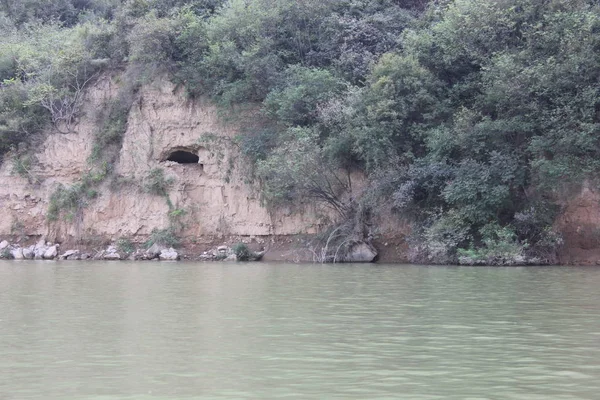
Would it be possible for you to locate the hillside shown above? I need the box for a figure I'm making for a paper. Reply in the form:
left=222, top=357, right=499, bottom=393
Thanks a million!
left=1, top=0, right=600, bottom=264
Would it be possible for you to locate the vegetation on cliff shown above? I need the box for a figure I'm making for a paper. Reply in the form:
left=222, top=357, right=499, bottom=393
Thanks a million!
left=1, top=0, right=599, bottom=263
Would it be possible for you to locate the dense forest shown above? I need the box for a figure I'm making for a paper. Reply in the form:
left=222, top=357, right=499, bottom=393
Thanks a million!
left=1, top=0, right=599, bottom=264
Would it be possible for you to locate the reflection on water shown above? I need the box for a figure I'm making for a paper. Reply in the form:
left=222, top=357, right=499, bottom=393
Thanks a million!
left=1, top=261, right=600, bottom=399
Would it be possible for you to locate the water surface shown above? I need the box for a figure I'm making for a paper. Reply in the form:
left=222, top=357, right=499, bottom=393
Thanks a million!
left=1, top=261, right=600, bottom=399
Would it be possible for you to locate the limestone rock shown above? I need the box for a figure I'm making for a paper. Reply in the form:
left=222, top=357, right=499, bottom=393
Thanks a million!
left=11, top=247, right=24, bottom=260
left=199, top=251, right=216, bottom=261
left=43, top=245, right=58, bottom=259
left=0, top=240, right=8, bottom=250
left=103, top=252, right=121, bottom=260
left=34, top=246, right=47, bottom=260
left=159, top=248, right=179, bottom=261
left=102, top=245, right=121, bottom=260
left=249, top=250, right=265, bottom=261
left=60, top=250, right=79, bottom=260
left=224, top=254, right=237, bottom=262
left=145, top=243, right=161, bottom=259
left=343, top=241, right=377, bottom=263
left=22, top=246, right=35, bottom=259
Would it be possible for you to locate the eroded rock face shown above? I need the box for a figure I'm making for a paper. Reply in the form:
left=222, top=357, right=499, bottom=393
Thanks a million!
left=0, top=76, right=330, bottom=243
left=554, top=184, right=600, bottom=264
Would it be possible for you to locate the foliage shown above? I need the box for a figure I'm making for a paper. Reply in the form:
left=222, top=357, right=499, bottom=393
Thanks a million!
left=11, top=151, right=39, bottom=184
left=90, top=97, right=131, bottom=164
left=264, top=66, right=346, bottom=127
left=145, top=228, right=180, bottom=248
left=0, top=248, right=11, bottom=259
left=457, top=224, right=525, bottom=265
left=232, top=242, right=251, bottom=261
left=47, top=180, right=98, bottom=222
left=116, top=237, right=135, bottom=254
left=256, top=127, right=352, bottom=216
left=143, top=168, right=174, bottom=197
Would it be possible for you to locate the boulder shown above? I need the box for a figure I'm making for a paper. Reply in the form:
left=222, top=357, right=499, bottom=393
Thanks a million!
left=11, top=247, right=24, bottom=260
left=102, top=245, right=121, bottom=260
left=103, top=252, right=121, bottom=260
left=199, top=251, right=216, bottom=261
left=34, top=246, right=47, bottom=260
left=217, top=245, right=229, bottom=254
left=248, top=250, right=265, bottom=261
left=0, top=240, right=8, bottom=250
left=342, top=241, right=377, bottom=263
left=145, top=243, right=161, bottom=259
left=22, top=246, right=35, bottom=260
left=159, top=248, right=179, bottom=261
left=43, top=245, right=58, bottom=260
left=60, top=250, right=79, bottom=260
left=224, top=254, right=237, bottom=262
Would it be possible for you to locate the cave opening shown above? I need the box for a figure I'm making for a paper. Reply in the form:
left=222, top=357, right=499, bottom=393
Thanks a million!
left=167, top=150, right=200, bottom=164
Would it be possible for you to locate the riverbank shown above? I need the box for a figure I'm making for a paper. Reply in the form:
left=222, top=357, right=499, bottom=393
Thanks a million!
left=1, top=233, right=596, bottom=265
left=0, top=235, right=347, bottom=263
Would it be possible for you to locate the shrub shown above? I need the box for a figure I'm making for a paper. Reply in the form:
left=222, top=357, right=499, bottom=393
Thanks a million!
left=409, top=212, right=471, bottom=264
left=90, top=98, right=131, bottom=164
left=143, top=168, right=174, bottom=197
left=457, top=224, right=525, bottom=265
left=0, top=248, right=12, bottom=259
left=145, top=228, right=180, bottom=248
left=232, top=242, right=251, bottom=261
left=116, top=237, right=135, bottom=254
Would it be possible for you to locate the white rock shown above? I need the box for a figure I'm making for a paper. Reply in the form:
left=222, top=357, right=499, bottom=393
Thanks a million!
left=224, top=254, right=237, bottom=262
left=11, top=248, right=24, bottom=260
left=145, top=243, right=161, bottom=258
left=22, top=246, right=35, bottom=259
left=43, top=245, right=58, bottom=259
left=60, top=250, right=79, bottom=260
left=159, top=248, right=179, bottom=261
left=103, top=252, right=121, bottom=260
left=34, top=246, right=47, bottom=259
left=0, top=240, right=9, bottom=250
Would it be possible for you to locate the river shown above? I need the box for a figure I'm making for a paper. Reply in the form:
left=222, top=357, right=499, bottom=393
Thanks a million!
left=1, top=261, right=599, bottom=399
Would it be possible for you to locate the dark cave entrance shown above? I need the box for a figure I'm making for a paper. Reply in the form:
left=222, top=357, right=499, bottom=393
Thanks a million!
left=167, top=150, right=200, bottom=164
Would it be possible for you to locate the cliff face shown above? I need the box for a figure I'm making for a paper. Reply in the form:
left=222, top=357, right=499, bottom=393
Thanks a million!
left=2, top=77, right=600, bottom=264
left=0, top=77, right=330, bottom=244
left=555, top=184, right=600, bottom=265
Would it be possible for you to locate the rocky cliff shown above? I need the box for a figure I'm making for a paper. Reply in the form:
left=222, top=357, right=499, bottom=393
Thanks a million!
left=2, top=76, right=600, bottom=264
left=0, top=77, right=333, bottom=250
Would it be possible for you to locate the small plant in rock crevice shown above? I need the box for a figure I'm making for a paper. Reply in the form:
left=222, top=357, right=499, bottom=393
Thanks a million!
left=144, top=228, right=180, bottom=249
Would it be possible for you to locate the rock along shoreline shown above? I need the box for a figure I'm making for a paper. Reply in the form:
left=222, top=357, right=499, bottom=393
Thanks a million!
left=0, top=239, right=265, bottom=263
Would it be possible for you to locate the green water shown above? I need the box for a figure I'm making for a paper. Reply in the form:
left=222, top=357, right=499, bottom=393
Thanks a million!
left=1, top=261, right=600, bottom=399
